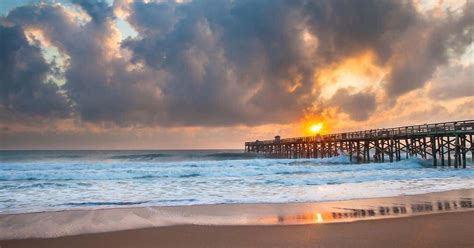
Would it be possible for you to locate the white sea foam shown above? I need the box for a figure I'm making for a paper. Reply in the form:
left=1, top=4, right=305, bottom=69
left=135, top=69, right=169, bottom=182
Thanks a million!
left=0, top=150, right=473, bottom=214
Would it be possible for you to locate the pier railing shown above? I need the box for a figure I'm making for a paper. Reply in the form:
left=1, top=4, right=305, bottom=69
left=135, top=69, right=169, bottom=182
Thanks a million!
left=245, top=120, right=474, bottom=168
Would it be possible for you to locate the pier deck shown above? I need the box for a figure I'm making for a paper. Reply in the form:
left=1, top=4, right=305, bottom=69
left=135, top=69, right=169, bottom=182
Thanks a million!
left=245, top=120, right=474, bottom=168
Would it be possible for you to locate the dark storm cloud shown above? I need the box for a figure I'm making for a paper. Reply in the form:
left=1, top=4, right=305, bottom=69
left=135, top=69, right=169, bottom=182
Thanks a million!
left=71, top=0, right=114, bottom=23
left=385, top=2, right=474, bottom=98
left=303, top=0, right=418, bottom=64
left=122, top=0, right=318, bottom=125
left=125, top=0, right=178, bottom=35
left=0, top=22, right=70, bottom=118
left=7, top=1, right=165, bottom=126
left=2, top=0, right=473, bottom=127
left=329, top=89, right=376, bottom=121
left=122, top=0, right=419, bottom=125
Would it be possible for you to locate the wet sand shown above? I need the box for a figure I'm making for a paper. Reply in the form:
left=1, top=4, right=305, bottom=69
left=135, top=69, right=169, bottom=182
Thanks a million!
left=1, top=211, right=473, bottom=248
left=1, top=189, right=473, bottom=247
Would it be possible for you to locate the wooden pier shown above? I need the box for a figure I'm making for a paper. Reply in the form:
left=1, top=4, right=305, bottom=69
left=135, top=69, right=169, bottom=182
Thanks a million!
left=245, top=120, right=474, bottom=168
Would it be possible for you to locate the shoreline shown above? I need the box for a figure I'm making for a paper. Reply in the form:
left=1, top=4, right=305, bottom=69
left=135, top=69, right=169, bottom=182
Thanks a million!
left=1, top=188, right=473, bottom=240
left=2, top=211, right=473, bottom=248
left=1, top=186, right=470, bottom=216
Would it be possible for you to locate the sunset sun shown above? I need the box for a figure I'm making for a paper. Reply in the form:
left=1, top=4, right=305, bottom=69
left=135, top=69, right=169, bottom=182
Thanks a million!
left=309, top=123, right=323, bottom=134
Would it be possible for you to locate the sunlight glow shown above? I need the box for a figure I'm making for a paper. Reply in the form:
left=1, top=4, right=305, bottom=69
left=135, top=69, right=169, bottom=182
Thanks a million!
left=315, top=212, right=324, bottom=223
left=316, top=50, right=387, bottom=100
left=309, top=123, right=323, bottom=134
left=300, top=118, right=328, bottom=136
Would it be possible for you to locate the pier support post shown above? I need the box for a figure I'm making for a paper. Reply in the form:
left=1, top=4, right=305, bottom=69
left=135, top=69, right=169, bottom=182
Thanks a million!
left=423, top=137, right=427, bottom=159
left=454, top=135, right=459, bottom=168
left=431, top=136, right=437, bottom=167
left=462, top=135, right=466, bottom=169
left=365, top=141, right=370, bottom=162
left=389, top=139, right=394, bottom=162
left=470, top=134, right=474, bottom=163
left=440, top=137, right=445, bottom=166
left=356, top=141, right=361, bottom=163
left=405, top=138, right=410, bottom=159
left=447, top=137, right=452, bottom=167
left=349, top=141, right=353, bottom=162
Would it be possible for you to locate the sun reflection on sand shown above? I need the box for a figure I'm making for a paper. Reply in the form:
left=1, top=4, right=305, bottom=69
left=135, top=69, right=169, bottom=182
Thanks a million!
left=315, top=213, right=323, bottom=223
left=263, top=197, right=473, bottom=225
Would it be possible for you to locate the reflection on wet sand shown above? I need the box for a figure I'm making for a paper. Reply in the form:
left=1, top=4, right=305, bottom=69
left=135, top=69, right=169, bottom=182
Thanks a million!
left=270, top=198, right=473, bottom=225
left=1, top=189, right=473, bottom=240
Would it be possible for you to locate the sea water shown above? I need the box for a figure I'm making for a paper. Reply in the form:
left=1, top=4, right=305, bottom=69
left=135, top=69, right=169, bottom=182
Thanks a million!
left=1, top=150, right=473, bottom=213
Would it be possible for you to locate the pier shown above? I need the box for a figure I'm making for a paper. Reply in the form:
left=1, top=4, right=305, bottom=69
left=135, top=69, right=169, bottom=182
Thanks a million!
left=245, top=120, right=474, bottom=168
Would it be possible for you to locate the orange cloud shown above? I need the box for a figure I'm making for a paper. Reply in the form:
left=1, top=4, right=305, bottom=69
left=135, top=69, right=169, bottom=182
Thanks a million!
left=316, top=50, right=388, bottom=100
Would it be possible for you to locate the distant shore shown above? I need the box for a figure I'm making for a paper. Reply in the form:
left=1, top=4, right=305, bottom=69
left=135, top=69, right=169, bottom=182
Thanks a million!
left=1, top=188, right=473, bottom=246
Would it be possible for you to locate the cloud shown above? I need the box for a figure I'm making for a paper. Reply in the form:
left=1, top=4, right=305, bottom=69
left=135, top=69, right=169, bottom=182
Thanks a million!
left=7, top=2, right=166, bottom=126
left=121, top=0, right=473, bottom=124
left=430, top=64, right=474, bottom=99
left=304, top=0, right=418, bottom=64
left=455, top=99, right=474, bottom=117
left=384, top=2, right=474, bottom=98
left=0, top=22, right=70, bottom=118
left=1, top=0, right=473, bottom=130
left=71, top=0, right=114, bottom=24
left=122, top=0, right=415, bottom=125
left=329, top=89, right=377, bottom=121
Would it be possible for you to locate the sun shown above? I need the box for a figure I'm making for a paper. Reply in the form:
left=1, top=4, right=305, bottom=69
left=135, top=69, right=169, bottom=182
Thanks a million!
left=309, top=123, right=323, bottom=134
left=300, top=118, right=327, bottom=136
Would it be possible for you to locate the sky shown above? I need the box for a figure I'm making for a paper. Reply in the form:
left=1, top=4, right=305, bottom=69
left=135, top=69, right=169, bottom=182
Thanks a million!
left=0, top=0, right=473, bottom=149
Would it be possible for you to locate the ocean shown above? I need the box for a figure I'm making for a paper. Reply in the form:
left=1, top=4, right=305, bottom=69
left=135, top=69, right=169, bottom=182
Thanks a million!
left=1, top=150, right=473, bottom=213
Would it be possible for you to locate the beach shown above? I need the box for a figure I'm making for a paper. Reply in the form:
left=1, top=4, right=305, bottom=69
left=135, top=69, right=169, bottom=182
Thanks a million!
left=2, top=211, right=473, bottom=248
left=1, top=189, right=473, bottom=247
left=1, top=151, right=473, bottom=247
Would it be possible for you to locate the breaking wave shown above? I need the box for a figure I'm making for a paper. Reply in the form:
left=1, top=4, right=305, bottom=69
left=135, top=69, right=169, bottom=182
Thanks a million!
left=1, top=150, right=473, bottom=214
left=110, top=153, right=173, bottom=161
left=203, top=152, right=266, bottom=159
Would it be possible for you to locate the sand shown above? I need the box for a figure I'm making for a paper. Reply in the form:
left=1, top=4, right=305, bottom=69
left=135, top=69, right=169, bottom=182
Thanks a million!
left=1, top=211, right=473, bottom=248
left=1, top=189, right=473, bottom=247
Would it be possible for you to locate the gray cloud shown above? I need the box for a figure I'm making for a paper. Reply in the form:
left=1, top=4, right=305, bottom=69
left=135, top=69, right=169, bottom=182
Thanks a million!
left=7, top=2, right=165, bottom=126
left=430, top=64, right=474, bottom=99
left=384, top=2, right=474, bottom=98
left=122, top=0, right=417, bottom=125
left=0, top=22, right=70, bottom=118
left=72, top=0, right=114, bottom=24
left=330, top=89, right=377, bottom=121
left=304, top=0, right=418, bottom=64
left=2, top=0, right=473, bottom=127
left=123, top=0, right=316, bottom=126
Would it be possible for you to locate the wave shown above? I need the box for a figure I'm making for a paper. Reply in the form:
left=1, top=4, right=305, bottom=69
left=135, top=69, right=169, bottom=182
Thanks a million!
left=179, top=173, right=201, bottom=178
left=286, top=155, right=352, bottom=165
left=1, top=182, right=69, bottom=190
left=0, top=157, right=470, bottom=183
left=274, top=170, right=310, bottom=175
left=203, top=152, right=265, bottom=159
left=110, top=153, right=172, bottom=161
left=51, top=155, right=83, bottom=159
left=62, top=201, right=150, bottom=206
